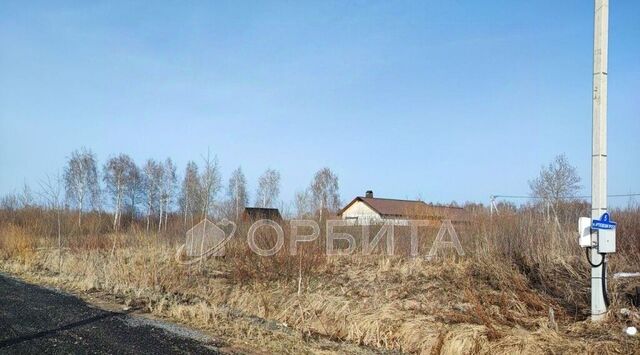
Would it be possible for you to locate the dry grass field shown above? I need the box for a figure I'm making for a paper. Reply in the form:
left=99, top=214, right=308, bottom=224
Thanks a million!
left=1, top=205, right=640, bottom=354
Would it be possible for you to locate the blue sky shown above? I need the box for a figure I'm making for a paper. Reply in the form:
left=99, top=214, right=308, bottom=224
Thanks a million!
left=1, top=1, right=639, bottom=207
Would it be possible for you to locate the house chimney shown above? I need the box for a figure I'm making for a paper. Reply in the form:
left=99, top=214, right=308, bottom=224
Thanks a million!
left=365, top=190, right=373, bottom=198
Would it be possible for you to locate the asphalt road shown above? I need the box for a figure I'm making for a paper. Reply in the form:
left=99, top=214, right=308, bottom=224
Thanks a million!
left=0, top=274, right=220, bottom=354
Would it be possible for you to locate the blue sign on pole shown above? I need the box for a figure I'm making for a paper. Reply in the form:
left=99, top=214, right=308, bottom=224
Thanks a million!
left=592, top=212, right=616, bottom=230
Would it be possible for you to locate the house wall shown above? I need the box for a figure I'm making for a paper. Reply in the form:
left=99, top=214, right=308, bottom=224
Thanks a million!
left=341, top=200, right=417, bottom=226
left=341, top=201, right=383, bottom=224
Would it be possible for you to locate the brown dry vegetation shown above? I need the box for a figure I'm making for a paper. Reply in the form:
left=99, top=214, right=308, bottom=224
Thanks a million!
left=1, top=204, right=640, bottom=354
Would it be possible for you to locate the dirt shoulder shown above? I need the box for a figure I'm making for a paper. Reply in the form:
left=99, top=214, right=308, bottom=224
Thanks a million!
left=0, top=265, right=388, bottom=354
left=0, top=273, right=223, bottom=354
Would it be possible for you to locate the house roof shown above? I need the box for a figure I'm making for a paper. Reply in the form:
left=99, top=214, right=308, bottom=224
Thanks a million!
left=339, top=196, right=468, bottom=221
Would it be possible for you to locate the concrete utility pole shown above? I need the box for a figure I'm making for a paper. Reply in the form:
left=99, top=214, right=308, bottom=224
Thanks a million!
left=591, top=0, right=609, bottom=321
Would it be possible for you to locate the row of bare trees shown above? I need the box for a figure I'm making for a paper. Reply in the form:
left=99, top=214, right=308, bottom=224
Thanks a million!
left=3, top=148, right=342, bottom=232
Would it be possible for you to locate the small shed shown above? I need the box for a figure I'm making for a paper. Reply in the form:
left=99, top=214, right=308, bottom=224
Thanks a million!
left=241, top=207, right=283, bottom=222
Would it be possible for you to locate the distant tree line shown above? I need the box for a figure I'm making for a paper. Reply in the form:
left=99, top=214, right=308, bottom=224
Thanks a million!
left=0, top=148, right=342, bottom=232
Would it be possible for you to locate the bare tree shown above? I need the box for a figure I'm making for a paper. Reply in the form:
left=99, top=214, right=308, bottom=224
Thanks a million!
left=124, top=162, right=142, bottom=219
left=529, top=154, right=581, bottom=208
left=38, top=173, right=64, bottom=273
left=255, top=168, right=280, bottom=208
left=64, top=148, right=100, bottom=227
left=142, top=159, right=163, bottom=232
left=200, top=153, right=221, bottom=219
left=0, top=194, right=19, bottom=210
left=310, top=167, right=340, bottom=220
left=103, top=154, right=138, bottom=232
left=159, top=158, right=177, bottom=231
left=179, top=161, right=201, bottom=226
left=227, top=166, right=248, bottom=220
left=294, top=189, right=312, bottom=218
left=18, top=182, right=34, bottom=208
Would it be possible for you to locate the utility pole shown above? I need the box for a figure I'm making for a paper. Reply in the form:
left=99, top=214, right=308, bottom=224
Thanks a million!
left=590, top=0, right=609, bottom=321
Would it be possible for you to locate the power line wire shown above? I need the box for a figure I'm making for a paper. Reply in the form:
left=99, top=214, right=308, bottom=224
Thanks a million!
left=491, top=193, right=640, bottom=200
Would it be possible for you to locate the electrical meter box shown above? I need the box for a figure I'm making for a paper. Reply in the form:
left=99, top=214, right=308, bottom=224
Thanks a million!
left=591, top=212, right=617, bottom=253
left=597, top=229, right=616, bottom=253
left=578, top=217, right=592, bottom=248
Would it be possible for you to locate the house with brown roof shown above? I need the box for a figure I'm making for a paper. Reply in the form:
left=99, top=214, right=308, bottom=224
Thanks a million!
left=338, top=190, right=468, bottom=225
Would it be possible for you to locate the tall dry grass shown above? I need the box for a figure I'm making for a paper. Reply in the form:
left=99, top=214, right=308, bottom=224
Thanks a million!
left=1, top=204, right=640, bottom=353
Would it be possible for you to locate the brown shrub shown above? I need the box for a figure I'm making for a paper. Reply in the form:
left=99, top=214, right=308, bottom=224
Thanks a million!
left=0, top=224, right=38, bottom=259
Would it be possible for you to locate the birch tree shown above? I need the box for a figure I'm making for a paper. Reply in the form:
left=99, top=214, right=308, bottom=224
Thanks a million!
left=103, top=154, right=137, bottom=231
left=200, top=153, right=221, bottom=219
left=142, top=159, right=163, bottom=232
left=294, top=189, right=312, bottom=218
left=255, top=168, right=280, bottom=208
left=64, top=148, right=100, bottom=227
left=179, top=161, right=201, bottom=226
left=310, top=167, right=340, bottom=220
left=227, top=166, right=248, bottom=220
left=159, top=158, right=177, bottom=231
left=124, top=162, right=142, bottom=218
